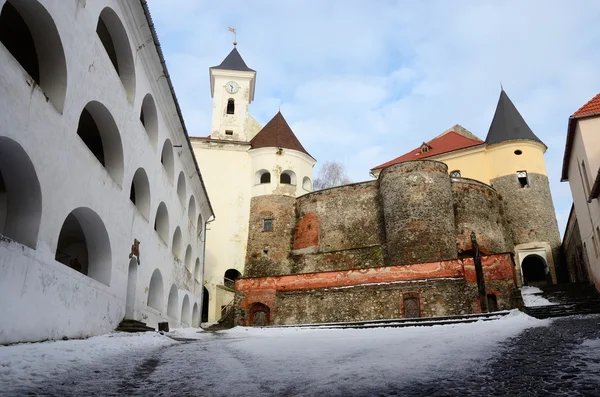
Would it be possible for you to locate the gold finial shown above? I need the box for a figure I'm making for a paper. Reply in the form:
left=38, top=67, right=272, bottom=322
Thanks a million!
left=228, top=27, right=237, bottom=46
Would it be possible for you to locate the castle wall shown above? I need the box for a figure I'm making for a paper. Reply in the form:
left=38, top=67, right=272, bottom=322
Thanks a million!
left=452, top=178, right=512, bottom=255
left=379, top=161, right=457, bottom=265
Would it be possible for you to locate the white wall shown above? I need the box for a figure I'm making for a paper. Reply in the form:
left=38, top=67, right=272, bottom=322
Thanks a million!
left=0, top=0, right=210, bottom=343
left=251, top=147, right=316, bottom=197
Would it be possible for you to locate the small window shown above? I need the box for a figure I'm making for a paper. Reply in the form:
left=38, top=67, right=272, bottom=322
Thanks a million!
left=517, top=171, right=529, bottom=188
left=227, top=99, right=235, bottom=115
left=260, top=172, right=271, bottom=184
left=263, top=219, right=272, bottom=232
left=280, top=173, right=292, bottom=184
left=225, top=130, right=233, bottom=136
left=514, top=150, right=522, bottom=155
left=420, top=143, right=430, bottom=154
left=450, top=170, right=461, bottom=178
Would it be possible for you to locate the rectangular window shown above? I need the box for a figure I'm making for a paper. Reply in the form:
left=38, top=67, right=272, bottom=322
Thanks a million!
left=225, top=130, right=233, bottom=136
left=263, top=219, right=272, bottom=232
left=581, top=161, right=591, bottom=196
left=516, top=171, right=529, bottom=188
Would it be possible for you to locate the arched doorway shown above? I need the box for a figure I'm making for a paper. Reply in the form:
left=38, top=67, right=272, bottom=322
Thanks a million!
left=249, top=303, right=270, bottom=326
left=522, top=254, right=548, bottom=286
left=224, top=269, right=241, bottom=289
left=201, top=287, right=209, bottom=323
left=125, top=257, right=137, bottom=319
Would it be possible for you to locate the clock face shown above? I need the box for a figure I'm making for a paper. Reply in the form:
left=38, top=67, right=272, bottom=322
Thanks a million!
left=225, top=81, right=239, bottom=94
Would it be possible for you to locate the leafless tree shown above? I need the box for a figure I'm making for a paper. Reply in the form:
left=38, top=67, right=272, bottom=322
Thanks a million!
left=313, top=161, right=352, bottom=190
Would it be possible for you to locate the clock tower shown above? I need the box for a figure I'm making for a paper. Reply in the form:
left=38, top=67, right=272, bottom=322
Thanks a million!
left=209, top=46, right=256, bottom=141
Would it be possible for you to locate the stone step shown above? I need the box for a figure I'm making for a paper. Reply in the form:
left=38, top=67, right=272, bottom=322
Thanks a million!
left=115, top=319, right=155, bottom=333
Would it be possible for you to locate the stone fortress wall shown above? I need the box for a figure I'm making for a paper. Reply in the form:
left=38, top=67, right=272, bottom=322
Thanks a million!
left=235, top=160, right=532, bottom=326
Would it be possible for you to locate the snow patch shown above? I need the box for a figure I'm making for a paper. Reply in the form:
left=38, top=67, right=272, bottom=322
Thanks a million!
left=167, top=327, right=205, bottom=339
left=521, top=286, right=557, bottom=307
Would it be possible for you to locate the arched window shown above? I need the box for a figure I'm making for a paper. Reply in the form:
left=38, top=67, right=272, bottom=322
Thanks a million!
left=188, top=196, right=196, bottom=225
left=140, top=94, right=158, bottom=148
left=167, top=284, right=178, bottom=319
left=172, top=226, right=183, bottom=259
left=280, top=170, right=296, bottom=185
left=96, top=7, right=135, bottom=101
left=226, top=99, right=235, bottom=115
left=224, top=269, right=242, bottom=289
left=130, top=168, right=150, bottom=219
left=161, top=139, right=174, bottom=182
left=255, top=170, right=271, bottom=184
left=154, top=202, right=169, bottom=243
left=0, top=137, right=42, bottom=249
left=0, top=1, right=67, bottom=111
left=147, top=269, right=164, bottom=311
left=55, top=207, right=112, bottom=286
left=177, top=171, right=186, bottom=204
left=184, top=245, right=193, bottom=272
left=76, top=101, right=124, bottom=186
left=302, top=177, right=312, bottom=191
left=450, top=170, right=461, bottom=178
left=181, top=295, right=191, bottom=326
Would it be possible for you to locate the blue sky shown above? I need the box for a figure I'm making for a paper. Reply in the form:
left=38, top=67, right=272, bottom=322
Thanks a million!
left=148, top=0, right=600, bottom=235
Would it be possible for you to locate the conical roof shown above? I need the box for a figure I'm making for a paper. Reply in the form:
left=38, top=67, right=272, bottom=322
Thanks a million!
left=485, top=90, right=543, bottom=146
left=211, top=47, right=254, bottom=72
left=250, top=111, right=313, bottom=158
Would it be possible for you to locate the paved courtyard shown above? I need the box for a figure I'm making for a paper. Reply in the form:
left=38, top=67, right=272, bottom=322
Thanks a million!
left=2, top=313, right=600, bottom=396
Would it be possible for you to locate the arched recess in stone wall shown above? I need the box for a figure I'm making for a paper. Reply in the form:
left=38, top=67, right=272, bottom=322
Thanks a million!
left=188, top=195, right=196, bottom=225
left=184, top=244, right=192, bottom=272
left=96, top=7, right=135, bottom=101
left=139, top=93, right=158, bottom=148
left=0, top=137, right=42, bottom=249
left=147, top=269, right=164, bottom=311
left=130, top=167, right=151, bottom=220
left=172, top=226, right=182, bottom=259
left=249, top=302, right=270, bottom=326
left=177, top=171, right=186, bottom=205
left=154, top=202, right=169, bottom=243
left=54, top=207, right=112, bottom=286
left=160, top=139, right=174, bottom=182
left=166, top=284, right=178, bottom=319
left=181, top=294, right=191, bottom=326
left=0, top=0, right=67, bottom=111
left=192, top=303, right=200, bottom=327
left=76, top=101, right=124, bottom=186
left=224, top=269, right=241, bottom=289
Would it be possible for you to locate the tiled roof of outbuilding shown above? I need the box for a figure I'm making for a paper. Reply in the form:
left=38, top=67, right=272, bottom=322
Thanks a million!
left=571, top=93, right=600, bottom=118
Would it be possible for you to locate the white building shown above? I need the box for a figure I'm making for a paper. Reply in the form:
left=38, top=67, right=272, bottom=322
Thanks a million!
left=191, top=47, right=316, bottom=322
left=0, top=0, right=214, bottom=344
left=562, top=92, right=600, bottom=291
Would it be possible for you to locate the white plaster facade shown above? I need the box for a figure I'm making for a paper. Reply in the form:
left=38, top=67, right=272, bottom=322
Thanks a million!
left=564, top=113, right=600, bottom=290
left=0, top=0, right=213, bottom=344
left=192, top=49, right=316, bottom=321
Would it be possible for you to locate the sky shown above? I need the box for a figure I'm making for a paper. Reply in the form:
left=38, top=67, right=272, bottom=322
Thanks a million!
left=147, top=0, right=600, bottom=235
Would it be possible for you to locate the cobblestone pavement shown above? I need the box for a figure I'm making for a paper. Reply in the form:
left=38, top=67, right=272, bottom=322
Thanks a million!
left=13, top=315, right=600, bottom=397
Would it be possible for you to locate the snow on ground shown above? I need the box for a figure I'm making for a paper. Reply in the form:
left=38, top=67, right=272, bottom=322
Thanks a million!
left=521, top=286, right=557, bottom=307
left=0, top=332, right=175, bottom=388
left=166, top=327, right=205, bottom=339
left=572, top=338, right=600, bottom=382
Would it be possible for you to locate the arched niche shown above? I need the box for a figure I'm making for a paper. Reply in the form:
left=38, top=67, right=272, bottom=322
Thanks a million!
left=194, top=258, right=201, bottom=281
left=130, top=167, right=150, bottom=219
left=177, top=171, right=186, bottom=204
left=302, top=176, right=312, bottom=191
left=76, top=101, right=124, bottom=186
left=0, top=1, right=67, bottom=111
left=96, top=7, right=135, bottom=101
left=147, top=268, right=164, bottom=311
left=192, top=303, right=200, bottom=327
left=188, top=195, right=196, bottom=225
left=139, top=93, right=158, bottom=148
left=154, top=202, right=169, bottom=243
left=197, top=213, right=204, bottom=239
left=184, top=244, right=192, bottom=272
left=0, top=137, right=42, bottom=249
left=55, top=207, right=112, bottom=286
left=160, top=139, right=174, bottom=182
left=224, top=268, right=241, bottom=289
left=172, top=226, right=182, bottom=259
left=181, top=294, right=191, bottom=326
left=167, top=284, right=178, bottom=319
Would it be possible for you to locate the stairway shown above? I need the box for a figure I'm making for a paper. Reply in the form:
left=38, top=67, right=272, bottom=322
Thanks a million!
left=524, top=283, right=600, bottom=319
left=270, top=311, right=512, bottom=330
left=202, top=303, right=236, bottom=331
left=115, top=319, right=155, bottom=333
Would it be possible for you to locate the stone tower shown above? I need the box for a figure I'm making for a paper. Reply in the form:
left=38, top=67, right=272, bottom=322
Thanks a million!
left=485, top=89, right=562, bottom=284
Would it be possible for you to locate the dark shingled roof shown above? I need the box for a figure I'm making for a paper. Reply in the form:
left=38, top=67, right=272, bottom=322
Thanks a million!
left=250, top=111, right=313, bottom=159
left=211, top=47, right=254, bottom=72
left=485, top=90, right=544, bottom=146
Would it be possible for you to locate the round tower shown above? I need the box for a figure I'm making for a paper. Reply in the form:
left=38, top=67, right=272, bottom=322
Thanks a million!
left=485, top=89, right=562, bottom=284
left=379, top=160, right=456, bottom=265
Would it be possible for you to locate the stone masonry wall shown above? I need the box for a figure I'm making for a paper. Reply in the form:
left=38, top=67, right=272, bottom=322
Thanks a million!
left=245, top=195, right=297, bottom=278
left=452, top=178, right=512, bottom=255
left=379, top=161, right=457, bottom=265
left=564, top=218, right=592, bottom=283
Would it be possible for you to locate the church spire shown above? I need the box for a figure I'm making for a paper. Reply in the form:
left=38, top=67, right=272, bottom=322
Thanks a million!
left=211, top=47, right=254, bottom=72
left=485, top=89, right=544, bottom=146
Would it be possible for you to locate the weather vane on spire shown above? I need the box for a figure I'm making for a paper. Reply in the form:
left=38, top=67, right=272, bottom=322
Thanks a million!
left=228, top=27, right=237, bottom=46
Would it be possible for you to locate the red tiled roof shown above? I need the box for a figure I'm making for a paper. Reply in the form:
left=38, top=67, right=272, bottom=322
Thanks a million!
left=572, top=93, right=600, bottom=118
left=372, top=131, right=484, bottom=171
left=250, top=111, right=313, bottom=158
